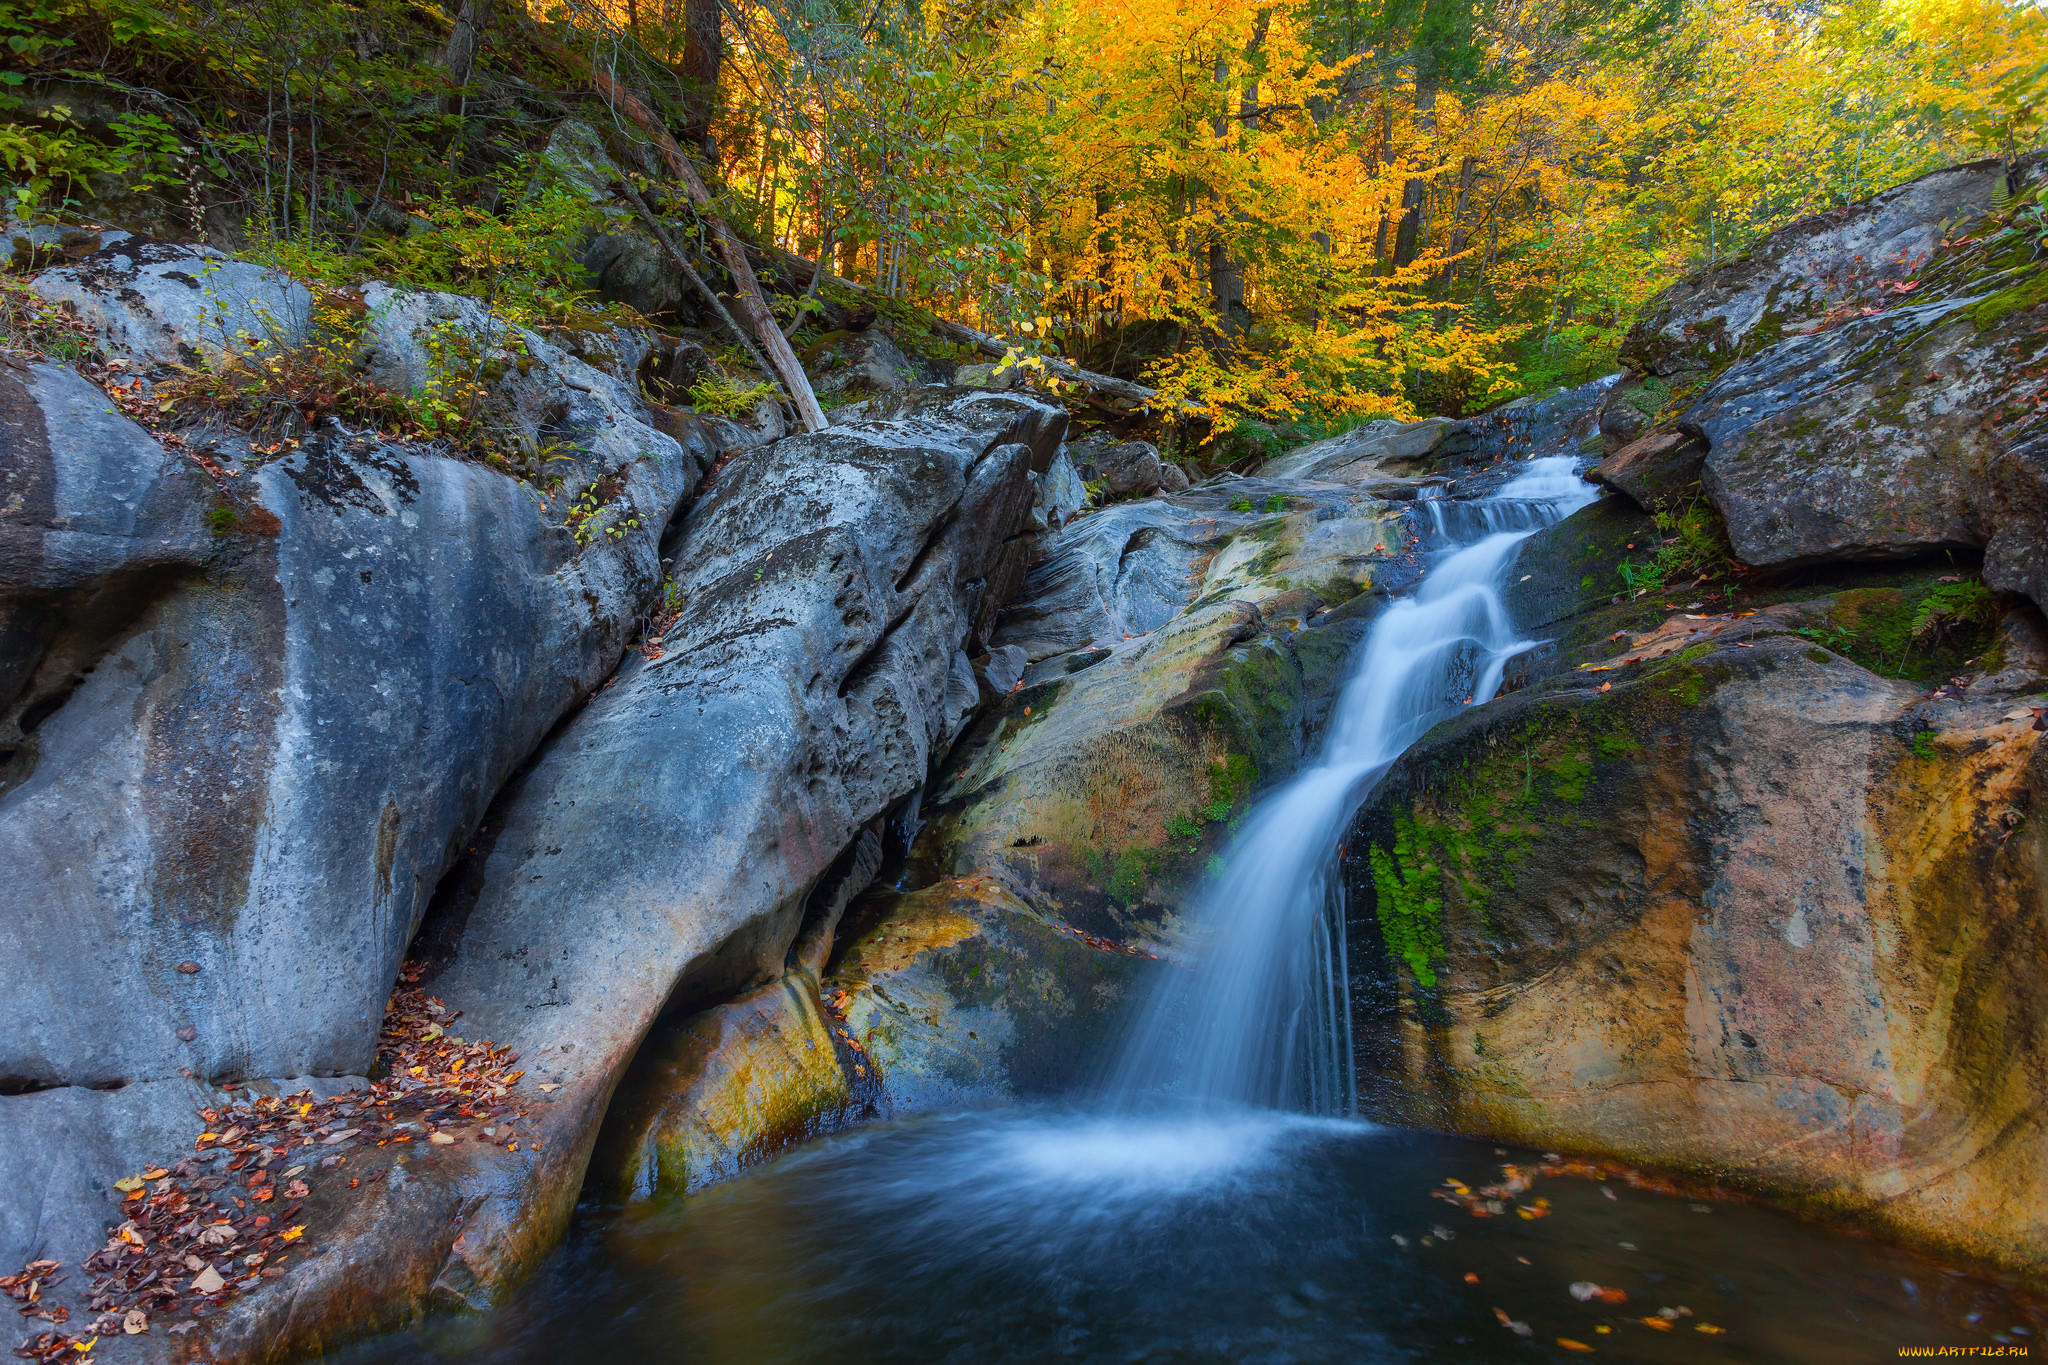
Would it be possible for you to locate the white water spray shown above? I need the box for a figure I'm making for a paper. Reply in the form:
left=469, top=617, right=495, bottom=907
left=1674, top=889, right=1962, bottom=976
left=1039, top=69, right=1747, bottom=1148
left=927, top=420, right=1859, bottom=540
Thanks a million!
left=1110, top=455, right=1596, bottom=1111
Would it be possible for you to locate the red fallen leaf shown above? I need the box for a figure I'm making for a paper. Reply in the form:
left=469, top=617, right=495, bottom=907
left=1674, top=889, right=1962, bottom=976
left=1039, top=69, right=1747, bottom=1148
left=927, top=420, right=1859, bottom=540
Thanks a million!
left=1462, top=1272, right=1479, bottom=1284
left=1558, top=1339, right=1595, bottom=1353
left=1639, top=1317, right=1673, bottom=1331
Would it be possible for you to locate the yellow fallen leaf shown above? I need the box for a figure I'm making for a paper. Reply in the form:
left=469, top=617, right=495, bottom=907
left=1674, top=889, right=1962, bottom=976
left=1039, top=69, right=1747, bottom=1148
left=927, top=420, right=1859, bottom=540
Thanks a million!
left=1558, top=1338, right=1595, bottom=1352
left=1696, top=1324, right=1725, bottom=1335
left=281, top=1225, right=305, bottom=1241
left=70, top=1336, right=96, bottom=1354
left=1640, top=1317, right=1672, bottom=1332
left=113, top=1176, right=145, bottom=1193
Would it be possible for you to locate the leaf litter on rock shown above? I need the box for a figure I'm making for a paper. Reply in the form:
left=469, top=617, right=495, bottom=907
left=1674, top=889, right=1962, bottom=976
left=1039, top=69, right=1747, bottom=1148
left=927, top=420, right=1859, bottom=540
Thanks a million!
left=9, top=975, right=531, bottom=1360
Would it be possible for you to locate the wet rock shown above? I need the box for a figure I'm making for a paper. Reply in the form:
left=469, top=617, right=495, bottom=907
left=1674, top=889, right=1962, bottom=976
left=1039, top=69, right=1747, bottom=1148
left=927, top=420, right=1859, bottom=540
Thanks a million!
left=923, top=477, right=1405, bottom=945
left=824, top=875, right=1152, bottom=1111
left=592, top=969, right=858, bottom=1200
left=1346, top=596, right=2048, bottom=1281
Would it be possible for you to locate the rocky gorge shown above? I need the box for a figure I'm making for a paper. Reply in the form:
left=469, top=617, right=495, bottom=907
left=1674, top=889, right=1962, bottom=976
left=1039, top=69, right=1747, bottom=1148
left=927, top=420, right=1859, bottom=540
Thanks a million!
left=1, top=151, right=2045, bottom=1361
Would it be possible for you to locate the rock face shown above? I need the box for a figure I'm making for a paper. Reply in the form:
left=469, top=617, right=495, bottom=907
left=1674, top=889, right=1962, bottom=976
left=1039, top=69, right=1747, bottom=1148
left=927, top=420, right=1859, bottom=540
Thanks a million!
left=187, top=391, right=1064, bottom=1342
left=1592, top=157, right=2048, bottom=614
left=1346, top=173, right=2048, bottom=1278
left=804, top=329, right=918, bottom=405
left=824, top=875, right=1151, bottom=1111
left=591, top=413, right=1442, bottom=1163
left=931, top=477, right=1406, bottom=946
left=0, top=245, right=719, bottom=1350
left=1345, top=581, right=2048, bottom=1279
left=1617, top=158, right=2013, bottom=380
left=29, top=230, right=311, bottom=365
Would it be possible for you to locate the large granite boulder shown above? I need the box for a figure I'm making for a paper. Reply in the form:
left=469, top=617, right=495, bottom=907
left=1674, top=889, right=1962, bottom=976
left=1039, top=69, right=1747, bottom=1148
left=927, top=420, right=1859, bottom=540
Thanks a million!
left=1346, top=546, right=2048, bottom=1281
left=1591, top=159, right=2048, bottom=615
left=28, top=231, right=311, bottom=366
left=1618, top=158, right=2014, bottom=380
left=804, top=329, right=917, bottom=405
left=1687, top=284, right=2048, bottom=610
left=150, top=395, right=1066, bottom=1357
left=0, top=262, right=708, bottom=1350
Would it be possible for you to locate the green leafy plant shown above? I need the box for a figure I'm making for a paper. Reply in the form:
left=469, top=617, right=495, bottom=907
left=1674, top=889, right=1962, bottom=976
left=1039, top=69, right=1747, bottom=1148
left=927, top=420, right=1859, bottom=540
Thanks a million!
left=686, top=374, right=780, bottom=417
left=1616, top=499, right=1736, bottom=595
left=560, top=474, right=642, bottom=550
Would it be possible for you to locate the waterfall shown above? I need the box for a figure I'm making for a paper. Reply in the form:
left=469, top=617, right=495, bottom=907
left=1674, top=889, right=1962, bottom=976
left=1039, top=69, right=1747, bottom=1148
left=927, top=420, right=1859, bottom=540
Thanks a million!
left=1108, top=455, right=1597, bottom=1112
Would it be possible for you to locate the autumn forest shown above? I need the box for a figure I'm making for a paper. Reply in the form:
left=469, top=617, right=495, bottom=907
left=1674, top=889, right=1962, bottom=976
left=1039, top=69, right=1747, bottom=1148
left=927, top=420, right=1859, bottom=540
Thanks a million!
left=4, top=0, right=2041, bottom=442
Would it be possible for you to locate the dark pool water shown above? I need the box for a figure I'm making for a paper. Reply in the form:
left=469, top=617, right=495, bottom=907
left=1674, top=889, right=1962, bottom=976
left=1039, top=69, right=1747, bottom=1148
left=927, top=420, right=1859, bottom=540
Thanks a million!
left=340, top=1108, right=2042, bottom=1364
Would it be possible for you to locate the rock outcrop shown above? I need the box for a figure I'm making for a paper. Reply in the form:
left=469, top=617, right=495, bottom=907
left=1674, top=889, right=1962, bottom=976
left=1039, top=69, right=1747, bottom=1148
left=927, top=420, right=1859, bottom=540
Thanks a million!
left=1347, top=165, right=2048, bottom=1277
left=190, top=390, right=1064, bottom=1351
left=1, top=236, right=713, bottom=1298
left=1590, top=156, right=2048, bottom=615
left=1346, top=570, right=2048, bottom=1280
left=0, top=230, right=1071, bottom=1358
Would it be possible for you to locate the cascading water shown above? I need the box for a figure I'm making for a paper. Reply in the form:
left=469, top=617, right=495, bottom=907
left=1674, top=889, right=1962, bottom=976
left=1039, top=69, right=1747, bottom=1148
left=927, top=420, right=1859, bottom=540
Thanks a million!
left=1109, top=455, right=1597, bottom=1112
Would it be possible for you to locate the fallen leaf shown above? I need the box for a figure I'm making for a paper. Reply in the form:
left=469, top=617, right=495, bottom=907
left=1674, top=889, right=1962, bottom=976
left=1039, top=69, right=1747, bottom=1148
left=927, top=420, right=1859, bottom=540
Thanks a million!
left=1640, top=1317, right=1672, bottom=1332
left=1463, top=1273, right=1479, bottom=1284
left=1558, top=1339, right=1595, bottom=1353
left=120, top=1310, right=146, bottom=1335
left=1696, top=1323, right=1725, bottom=1335
left=280, top=1227, right=304, bottom=1242
left=429, top=1133, right=455, bottom=1146
left=190, top=1266, right=225, bottom=1295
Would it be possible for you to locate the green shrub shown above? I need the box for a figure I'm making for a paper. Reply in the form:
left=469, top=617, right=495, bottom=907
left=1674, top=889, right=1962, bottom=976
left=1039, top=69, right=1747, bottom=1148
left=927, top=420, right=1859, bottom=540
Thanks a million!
left=1617, top=499, right=1735, bottom=595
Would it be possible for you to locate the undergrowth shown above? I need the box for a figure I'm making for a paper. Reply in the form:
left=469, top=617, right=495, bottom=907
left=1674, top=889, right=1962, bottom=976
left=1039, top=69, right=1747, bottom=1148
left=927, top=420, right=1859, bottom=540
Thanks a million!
left=1616, top=499, right=1738, bottom=596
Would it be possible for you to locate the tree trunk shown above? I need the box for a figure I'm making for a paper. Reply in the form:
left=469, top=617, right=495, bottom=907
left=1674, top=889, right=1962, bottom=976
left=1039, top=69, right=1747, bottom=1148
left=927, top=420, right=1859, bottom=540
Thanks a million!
left=677, top=0, right=721, bottom=159
left=440, top=0, right=492, bottom=117
left=1438, top=154, right=1476, bottom=288
left=1393, top=66, right=1438, bottom=269
left=1206, top=11, right=1267, bottom=339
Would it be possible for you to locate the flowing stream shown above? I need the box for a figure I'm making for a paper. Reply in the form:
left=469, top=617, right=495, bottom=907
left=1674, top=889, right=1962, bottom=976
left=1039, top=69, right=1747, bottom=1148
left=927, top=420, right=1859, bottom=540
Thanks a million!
left=1109, top=455, right=1595, bottom=1112
left=342, top=450, right=2043, bottom=1364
